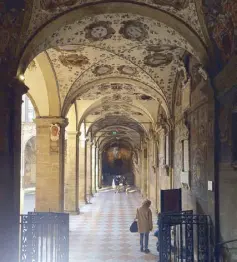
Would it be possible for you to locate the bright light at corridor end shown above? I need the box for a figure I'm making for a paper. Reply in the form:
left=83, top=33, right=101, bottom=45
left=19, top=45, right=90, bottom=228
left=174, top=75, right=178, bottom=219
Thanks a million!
left=19, top=74, right=25, bottom=81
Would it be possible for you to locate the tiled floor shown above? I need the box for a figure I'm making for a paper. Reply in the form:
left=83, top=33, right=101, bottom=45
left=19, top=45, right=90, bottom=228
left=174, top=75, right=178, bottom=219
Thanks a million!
left=69, top=188, right=158, bottom=262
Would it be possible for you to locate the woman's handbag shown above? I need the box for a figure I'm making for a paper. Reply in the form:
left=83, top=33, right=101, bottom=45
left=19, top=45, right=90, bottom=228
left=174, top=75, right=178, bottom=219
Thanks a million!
left=130, top=220, right=138, bottom=233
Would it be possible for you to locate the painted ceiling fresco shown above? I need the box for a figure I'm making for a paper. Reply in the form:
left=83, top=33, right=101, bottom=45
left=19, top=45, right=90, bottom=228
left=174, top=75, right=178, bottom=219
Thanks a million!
left=89, top=115, right=146, bottom=137
left=22, top=0, right=205, bottom=46
left=39, top=12, right=197, bottom=111
left=96, top=126, right=141, bottom=148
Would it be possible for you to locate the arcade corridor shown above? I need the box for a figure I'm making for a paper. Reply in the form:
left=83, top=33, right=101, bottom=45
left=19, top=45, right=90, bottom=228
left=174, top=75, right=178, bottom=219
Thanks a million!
left=1, top=1, right=237, bottom=261
left=69, top=189, right=157, bottom=262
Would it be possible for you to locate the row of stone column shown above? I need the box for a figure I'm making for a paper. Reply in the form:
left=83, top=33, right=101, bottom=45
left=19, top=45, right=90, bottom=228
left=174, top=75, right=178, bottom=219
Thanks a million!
left=34, top=120, right=101, bottom=213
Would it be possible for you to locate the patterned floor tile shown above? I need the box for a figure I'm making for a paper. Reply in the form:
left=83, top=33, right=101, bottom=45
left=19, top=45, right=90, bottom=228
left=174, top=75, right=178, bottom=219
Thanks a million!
left=69, top=188, right=158, bottom=262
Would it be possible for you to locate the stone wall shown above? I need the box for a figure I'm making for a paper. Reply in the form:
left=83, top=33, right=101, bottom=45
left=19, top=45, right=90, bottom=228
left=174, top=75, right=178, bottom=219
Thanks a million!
left=215, top=57, right=237, bottom=246
left=173, top=56, right=215, bottom=216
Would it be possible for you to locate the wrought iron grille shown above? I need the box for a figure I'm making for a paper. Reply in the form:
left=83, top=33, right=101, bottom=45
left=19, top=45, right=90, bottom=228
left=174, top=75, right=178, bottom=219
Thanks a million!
left=20, top=212, right=69, bottom=262
left=158, top=210, right=214, bottom=262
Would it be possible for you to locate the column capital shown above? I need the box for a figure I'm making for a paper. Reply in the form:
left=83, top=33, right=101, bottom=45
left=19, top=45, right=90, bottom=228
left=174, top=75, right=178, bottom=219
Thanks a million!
left=34, top=117, right=68, bottom=127
left=8, top=78, right=29, bottom=96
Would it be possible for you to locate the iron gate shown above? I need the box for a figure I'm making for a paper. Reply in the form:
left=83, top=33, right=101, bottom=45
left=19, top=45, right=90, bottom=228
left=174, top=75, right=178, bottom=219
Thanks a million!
left=158, top=210, right=214, bottom=262
left=20, top=212, right=69, bottom=262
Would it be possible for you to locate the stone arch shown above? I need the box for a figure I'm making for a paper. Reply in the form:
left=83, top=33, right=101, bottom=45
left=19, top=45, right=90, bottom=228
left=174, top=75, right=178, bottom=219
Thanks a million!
left=17, top=2, right=209, bottom=75
left=62, top=77, right=169, bottom=118
left=24, top=53, right=61, bottom=117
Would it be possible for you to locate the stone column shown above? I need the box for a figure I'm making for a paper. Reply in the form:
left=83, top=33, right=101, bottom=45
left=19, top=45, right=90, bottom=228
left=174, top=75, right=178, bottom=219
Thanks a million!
left=64, top=131, right=79, bottom=213
left=91, top=144, right=96, bottom=194
left=78, top=136, right=87, bottom=205
left=95, top=146, right=99, bottom=191
left=35, top=117, right=68, bottom=212
left=86, top=141, right=92, bottom=197
left=0, top=78, right=28, bottom=262
left=142, top=142, right=148, bottom=198
left=98, top=151, right=102, bottom=188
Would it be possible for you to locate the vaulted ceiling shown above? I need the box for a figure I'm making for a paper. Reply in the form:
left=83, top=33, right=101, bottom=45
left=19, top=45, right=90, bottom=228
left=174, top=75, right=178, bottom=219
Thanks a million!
left=22, top=1, right=208, bottom=151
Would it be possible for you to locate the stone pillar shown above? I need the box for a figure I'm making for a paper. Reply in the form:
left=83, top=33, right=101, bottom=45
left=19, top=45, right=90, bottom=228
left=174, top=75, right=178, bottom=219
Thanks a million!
left=140, top=147, right=144, bottom=193
left=91, top=144, right=96, bottom=194
left=95, top=146, right=99, bottom=191
left=142, top=142, right=148, bottom=198
left=0, top=78, right=28, bottom=262
left=64, top=131, right=79, bottom=213
left=78, top=136, right=87, bottom=205
left=86, top=141, right=92, bottom=197
left=35, top=117, right=68, bottom=212
left=98, top=151, right=102, bottom=188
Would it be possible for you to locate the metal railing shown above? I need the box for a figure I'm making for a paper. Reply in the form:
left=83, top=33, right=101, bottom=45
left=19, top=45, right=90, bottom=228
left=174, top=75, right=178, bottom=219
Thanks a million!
left=215, top=239, right=237, bottom=262
left=158, top=210, right=214, bottom=262
left=20, top=212, right=69, bottom=262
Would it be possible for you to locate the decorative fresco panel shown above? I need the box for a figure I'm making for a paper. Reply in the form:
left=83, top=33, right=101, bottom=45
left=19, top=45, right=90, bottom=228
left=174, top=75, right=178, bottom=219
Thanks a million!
left=202, top=0, right=237, bottom=73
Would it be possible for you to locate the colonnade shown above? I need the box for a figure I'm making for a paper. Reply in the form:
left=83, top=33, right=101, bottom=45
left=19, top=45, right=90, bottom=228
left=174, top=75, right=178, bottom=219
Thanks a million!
left=34, top=123, right=101, bottom=213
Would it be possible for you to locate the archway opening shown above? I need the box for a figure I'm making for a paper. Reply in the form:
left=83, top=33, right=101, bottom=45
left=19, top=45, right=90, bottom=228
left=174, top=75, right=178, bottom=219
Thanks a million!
left=21, top=94, right=36, bottom=214
left=102, top=142, right=134, bottom=186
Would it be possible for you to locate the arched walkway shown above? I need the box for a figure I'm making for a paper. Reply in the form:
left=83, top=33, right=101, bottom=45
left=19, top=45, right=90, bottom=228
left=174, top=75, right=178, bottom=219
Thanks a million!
left=69, top=189, right=157, bottom=262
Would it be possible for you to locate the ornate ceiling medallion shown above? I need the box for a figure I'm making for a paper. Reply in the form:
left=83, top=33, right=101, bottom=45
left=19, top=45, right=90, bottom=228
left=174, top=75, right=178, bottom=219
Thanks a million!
left=85, top=21, right=115, bottom=41
left=117, top=65, right=137, bottom=75
left=119, top=20, right=148, bottom=41
left=40, top=0, right=77, bottom=12
left=152, top=0, right=189, bottom=10
left=92, top=65, right=113, bottom=76
left=144, top=53, right=173, bottom=67
left=58, top=54, right=89, bottom=67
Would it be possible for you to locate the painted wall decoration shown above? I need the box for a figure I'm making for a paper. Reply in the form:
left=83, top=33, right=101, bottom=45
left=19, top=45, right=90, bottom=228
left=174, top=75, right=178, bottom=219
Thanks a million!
left=202, top=0, right=237, bottom=72
left=92, top=65, right=113, bottom=76
left=102, top=146, right=133, bottom=182
left=119, top=20, right=148, bottom=41
left=117, top=65, right=137, bottom=76
left=152, top=0, right=189, bottom=10
left=0, top=2, right=24, bottom=70
left=50, top=123, right=60, bottom=141
left=144, top=52, right=173, bottom=67
left=58, top=54, right=89, bottom=67
left=144, top=45, right=174, bottom=67
left=85, top=21, right=115, bottom=41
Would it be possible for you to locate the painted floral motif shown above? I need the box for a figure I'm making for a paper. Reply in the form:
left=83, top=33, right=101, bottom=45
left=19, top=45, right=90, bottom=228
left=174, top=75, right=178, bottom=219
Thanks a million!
left=58, top=54, right=89, bottom=67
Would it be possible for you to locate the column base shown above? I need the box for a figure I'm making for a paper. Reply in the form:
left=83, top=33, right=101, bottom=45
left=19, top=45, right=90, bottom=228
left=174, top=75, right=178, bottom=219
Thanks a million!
left=79, top=199, right=87, bottom=206
left=64, top=209, right=80, bottom=215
